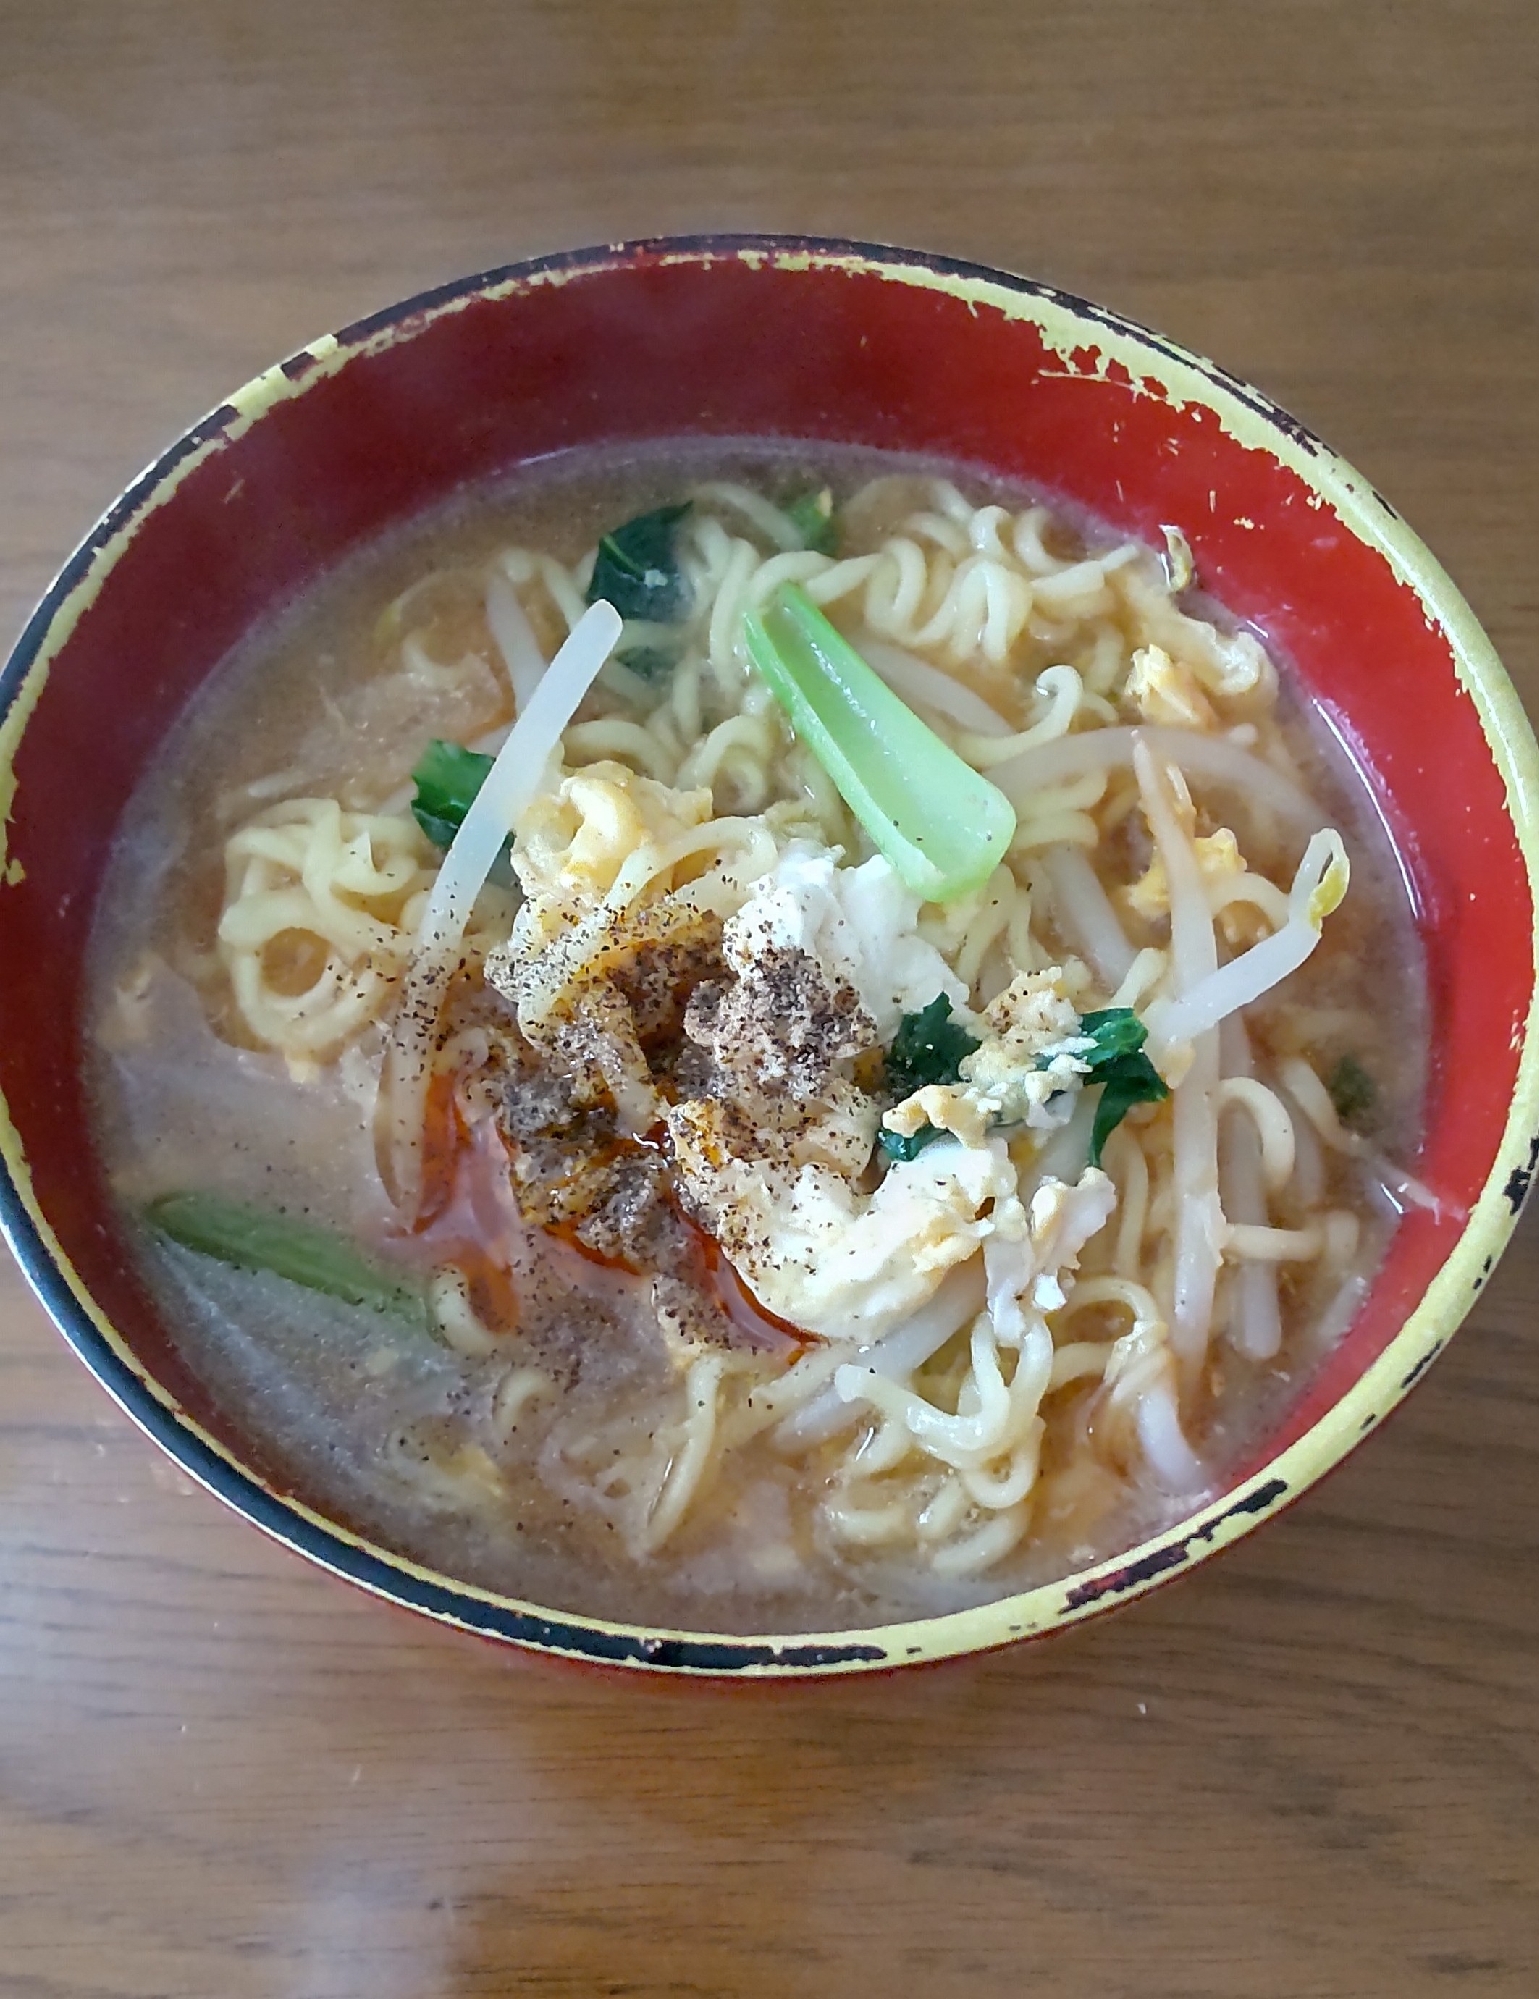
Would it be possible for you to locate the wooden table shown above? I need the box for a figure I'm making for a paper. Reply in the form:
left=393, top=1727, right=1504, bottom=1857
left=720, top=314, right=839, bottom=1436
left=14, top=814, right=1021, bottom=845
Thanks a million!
left=2, top=4, right=1535, bottom=1992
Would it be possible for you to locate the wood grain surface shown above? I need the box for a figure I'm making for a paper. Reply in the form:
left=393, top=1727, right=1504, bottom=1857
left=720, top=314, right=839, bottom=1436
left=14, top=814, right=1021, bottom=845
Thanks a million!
left=2, top=3, right=1536, bottom=1993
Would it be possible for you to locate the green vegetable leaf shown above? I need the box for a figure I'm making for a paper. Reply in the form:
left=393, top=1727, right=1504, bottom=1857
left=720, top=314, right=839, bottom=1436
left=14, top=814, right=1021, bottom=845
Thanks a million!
left=1077, top=1008, right=1150, bottom=1067
left=785, top=487, right=837, bottom=554
left=743, top=583, right=1017, bottom=903
left=586, top=502, right=692, bottom=622
left=884, top=994, right=980, bottom=1099
left=411, top=804, right=464, bottom=851
left=147, top=1192, right=430, bottom=1331
left=1328, top=1052, right=1376, bottom=1130
left=412, top=737, right=493, bottom=831
left=1089, top=1063, right=1167, bottom=1168
left=878, top=1122, right=949, bottom=1163
left=1076, top=1009, right=1169, bottom=1167
left=615, top=644, right=679, bottom=682
left=410, top=738, right=515, bottom=887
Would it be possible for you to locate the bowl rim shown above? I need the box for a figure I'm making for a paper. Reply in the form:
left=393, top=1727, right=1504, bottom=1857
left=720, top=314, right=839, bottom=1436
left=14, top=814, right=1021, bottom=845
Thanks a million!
left=3, top=230, right=1537, bottom=1677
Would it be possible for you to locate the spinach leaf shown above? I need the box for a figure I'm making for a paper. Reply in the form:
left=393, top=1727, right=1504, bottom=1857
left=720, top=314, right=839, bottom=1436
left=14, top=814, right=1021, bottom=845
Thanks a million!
left=1076, top=1007, right=1169, bottom=1166
left=410, top=738, right=515, bottom=887
left=586, top=502, right=692, bottom=621
left=878, top=1123, right=948, bottom=1164
left=884, top=994, right=981, bottom=1099
left=1077, top=1008, right=1150, bottom=1065
left=1328, top=1052, right=1376, bottom=1130
left=1088, top=1063, right=1167, bottom=1168
left=785, top=487, right=837, bottom=555
left=615, top=644, right=679, bottom=682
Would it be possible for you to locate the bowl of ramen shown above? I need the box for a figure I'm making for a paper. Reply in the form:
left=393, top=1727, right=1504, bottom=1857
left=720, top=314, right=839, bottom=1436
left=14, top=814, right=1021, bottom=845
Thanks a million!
left=2, top=236, right=1536, bottom=1676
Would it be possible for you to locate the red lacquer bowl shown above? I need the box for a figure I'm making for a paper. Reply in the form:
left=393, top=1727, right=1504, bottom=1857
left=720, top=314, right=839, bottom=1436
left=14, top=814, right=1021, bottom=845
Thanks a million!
left=2, top=237, right=1536, bottom=1676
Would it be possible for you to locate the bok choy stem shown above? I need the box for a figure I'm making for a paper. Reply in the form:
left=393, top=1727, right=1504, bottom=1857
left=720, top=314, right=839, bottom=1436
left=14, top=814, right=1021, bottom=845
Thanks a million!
left=147, top=1192, right=430, bottom=1331
left=742, top=584, right=1016, bottom=903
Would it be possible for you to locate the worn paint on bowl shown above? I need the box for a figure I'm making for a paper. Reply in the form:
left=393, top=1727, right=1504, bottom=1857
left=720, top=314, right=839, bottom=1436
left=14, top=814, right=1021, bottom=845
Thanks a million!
left=2, top=236, right=1536, bottom=1676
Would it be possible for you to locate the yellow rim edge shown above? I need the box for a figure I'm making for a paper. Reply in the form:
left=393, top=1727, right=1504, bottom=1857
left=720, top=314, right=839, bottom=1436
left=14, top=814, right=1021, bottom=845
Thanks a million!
left=3, top=240, right=1537, bottom=1675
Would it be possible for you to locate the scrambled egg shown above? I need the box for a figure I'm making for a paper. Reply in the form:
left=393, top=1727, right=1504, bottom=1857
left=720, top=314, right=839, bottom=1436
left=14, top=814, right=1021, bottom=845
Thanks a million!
left=669, top=1101, right=1013, bottom=1341
left=1123, top=643, right=1217, bottom=730
left=1125, top=824, right=1246, bottom=923
left=1123, top=796, right=1283, bottom=951
left=725, top=844, right=972, bottom=1041
left=1024, top=1172, right=1119, bottom=1313
left=512, top=761, right=715, bottom=928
